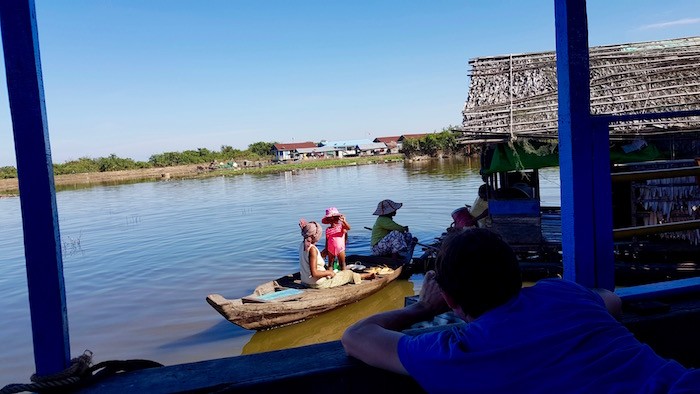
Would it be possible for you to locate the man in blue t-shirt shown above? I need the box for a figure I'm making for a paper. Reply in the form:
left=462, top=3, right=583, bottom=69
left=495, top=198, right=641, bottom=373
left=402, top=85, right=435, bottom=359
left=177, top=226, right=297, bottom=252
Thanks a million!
left=342, top=228, right=699, bottom=393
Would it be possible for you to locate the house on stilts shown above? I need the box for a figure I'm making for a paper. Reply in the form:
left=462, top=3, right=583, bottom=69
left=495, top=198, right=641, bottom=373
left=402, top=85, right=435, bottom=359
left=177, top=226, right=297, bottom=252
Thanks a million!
left=454, top=36, right=700, bottom=284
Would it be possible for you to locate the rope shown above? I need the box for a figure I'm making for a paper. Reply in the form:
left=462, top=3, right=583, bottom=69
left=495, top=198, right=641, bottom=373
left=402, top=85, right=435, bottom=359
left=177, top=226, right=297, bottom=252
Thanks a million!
left=1, top=350, right=163, bottom=393
left=31, top=350, right=93, bottom=384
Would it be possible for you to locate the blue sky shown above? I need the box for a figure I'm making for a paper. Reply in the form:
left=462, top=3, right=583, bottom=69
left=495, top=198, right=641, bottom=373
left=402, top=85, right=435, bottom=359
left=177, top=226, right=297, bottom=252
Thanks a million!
left=1, top=0, right=699, bottom=166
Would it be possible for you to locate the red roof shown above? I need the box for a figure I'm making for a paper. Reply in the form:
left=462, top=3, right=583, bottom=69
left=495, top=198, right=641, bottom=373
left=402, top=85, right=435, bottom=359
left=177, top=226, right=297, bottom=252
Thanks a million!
left=273, top=141, right=318, bottom=151
left=398, top=133, right=429, bottom=141
left=373, top=136, right=401, bottom=143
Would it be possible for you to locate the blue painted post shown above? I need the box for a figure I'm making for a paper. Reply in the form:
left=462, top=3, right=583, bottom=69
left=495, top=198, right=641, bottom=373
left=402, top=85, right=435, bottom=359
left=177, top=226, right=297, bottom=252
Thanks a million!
left=590, top=117, right=614, bottom=289
left=0, top=0, right=71, bottom=376
left=554, top=0, right=614, bottom=290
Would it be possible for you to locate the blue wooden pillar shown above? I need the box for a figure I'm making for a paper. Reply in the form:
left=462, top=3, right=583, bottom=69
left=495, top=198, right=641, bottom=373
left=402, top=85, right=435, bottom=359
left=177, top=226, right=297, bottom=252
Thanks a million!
left=554, top=0, right=614, bottom=289
left=0, top=0, right=71, bottom=375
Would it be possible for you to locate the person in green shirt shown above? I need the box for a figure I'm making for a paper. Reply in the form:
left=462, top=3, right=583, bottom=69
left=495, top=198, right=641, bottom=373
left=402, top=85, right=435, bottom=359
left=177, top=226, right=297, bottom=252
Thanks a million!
left=370, top=199, right=415, bottom=257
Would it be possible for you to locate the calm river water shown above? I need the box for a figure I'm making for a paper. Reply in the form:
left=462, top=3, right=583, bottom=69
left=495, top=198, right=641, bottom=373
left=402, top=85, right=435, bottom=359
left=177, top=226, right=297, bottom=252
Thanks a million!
left=0, top=158, right=561, bottom=384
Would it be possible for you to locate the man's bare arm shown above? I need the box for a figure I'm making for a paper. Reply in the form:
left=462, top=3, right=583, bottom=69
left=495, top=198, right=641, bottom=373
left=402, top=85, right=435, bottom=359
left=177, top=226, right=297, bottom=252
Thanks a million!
left=594, top=288, right=622, bottom=317
left=341, top=271, right=449, bottom=374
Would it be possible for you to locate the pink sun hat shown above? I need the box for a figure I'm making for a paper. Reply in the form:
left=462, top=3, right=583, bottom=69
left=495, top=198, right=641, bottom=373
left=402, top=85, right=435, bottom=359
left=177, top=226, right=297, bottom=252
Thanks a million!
left=322, top=207, right=343, bottom=224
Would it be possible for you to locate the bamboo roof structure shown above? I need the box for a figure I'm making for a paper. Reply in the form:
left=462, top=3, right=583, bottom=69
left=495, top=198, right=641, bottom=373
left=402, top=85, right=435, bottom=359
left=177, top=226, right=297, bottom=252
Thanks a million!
left=460, top=36, right=700, bottom=143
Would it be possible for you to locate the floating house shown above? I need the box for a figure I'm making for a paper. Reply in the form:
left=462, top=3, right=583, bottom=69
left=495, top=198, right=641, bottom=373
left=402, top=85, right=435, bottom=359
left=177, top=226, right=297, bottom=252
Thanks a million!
left=457, top=36, right=700, bottom=267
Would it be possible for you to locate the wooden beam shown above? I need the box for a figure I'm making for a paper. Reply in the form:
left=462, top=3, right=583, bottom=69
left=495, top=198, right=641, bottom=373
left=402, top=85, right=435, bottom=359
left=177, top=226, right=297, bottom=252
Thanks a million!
left=611, top=166, right=700, bottom=182
left=595, top=109, right=700, bottom=124
left=617, top=277, right=700, bottom=302
left=0, top=0, right=71, bottom=375
left=613, top=219, right=700, bottom=240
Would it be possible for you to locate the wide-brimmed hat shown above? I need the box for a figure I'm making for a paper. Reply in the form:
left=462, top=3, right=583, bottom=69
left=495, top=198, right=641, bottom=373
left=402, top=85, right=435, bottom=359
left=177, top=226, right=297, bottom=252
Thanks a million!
left=373, top=199, right=403, bottom=215
left=321, top=207, right=342, bottom=224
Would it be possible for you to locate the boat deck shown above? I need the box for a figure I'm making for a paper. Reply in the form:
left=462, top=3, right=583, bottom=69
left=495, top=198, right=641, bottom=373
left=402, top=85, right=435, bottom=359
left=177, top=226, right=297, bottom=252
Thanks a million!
left=77, top=289, right=700, bottom=393
left=541, top=210, right=562, bottom=244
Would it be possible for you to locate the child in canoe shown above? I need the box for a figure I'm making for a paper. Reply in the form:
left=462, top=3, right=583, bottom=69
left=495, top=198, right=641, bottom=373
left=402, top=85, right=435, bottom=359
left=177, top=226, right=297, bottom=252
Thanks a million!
left=321, top=207, right=351, bottom=271
left=299, top=219, right=373, bottom=289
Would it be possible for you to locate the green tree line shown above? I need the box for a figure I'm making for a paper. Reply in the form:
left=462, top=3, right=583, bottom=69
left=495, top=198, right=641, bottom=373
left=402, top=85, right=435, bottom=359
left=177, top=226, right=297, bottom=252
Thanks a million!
left=1, top=142, right=277, bottom=178
left=400, top=127, right=460, bottom=157
left=1, top=128, right=464, bottom=179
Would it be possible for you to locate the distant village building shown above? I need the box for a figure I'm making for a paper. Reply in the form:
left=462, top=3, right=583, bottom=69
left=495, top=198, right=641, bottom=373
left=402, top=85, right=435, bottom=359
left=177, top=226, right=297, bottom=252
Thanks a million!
left=374, top=136, right=401, bottom=153
left=272, top=142, right=317, bottom=162
left=272, top=134, right=438, bottom=162
left=356, top=142, right=389, bottom=156
left=320, top=139, right=375, bottom=157
left=295, top=145, right=337, bottom=160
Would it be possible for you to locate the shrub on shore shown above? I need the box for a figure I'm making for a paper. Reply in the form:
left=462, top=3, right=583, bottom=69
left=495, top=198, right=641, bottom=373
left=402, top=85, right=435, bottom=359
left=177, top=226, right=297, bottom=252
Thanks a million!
left=0, top=166, right=17, bottom=179
left=53, top=155, right=151, bottom=175
left=148, top=144, right=273, bottom=167
left=400, top=128, right=460, bottom=157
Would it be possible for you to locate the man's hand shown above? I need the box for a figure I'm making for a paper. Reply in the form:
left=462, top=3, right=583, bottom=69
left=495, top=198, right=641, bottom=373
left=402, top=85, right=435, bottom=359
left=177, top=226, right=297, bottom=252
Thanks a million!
left=342, top=270, right=451, bottom=375
left=418, top=271, right=450, bottom=316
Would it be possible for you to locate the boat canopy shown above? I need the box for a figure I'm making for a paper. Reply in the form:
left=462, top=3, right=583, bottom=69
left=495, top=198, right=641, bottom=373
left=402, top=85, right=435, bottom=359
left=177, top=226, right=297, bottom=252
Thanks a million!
left=482, top=141, right=661, bottom=174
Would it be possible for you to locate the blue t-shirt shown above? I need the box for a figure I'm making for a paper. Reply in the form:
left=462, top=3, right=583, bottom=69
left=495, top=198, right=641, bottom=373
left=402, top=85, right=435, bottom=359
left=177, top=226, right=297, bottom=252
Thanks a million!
left=398, top=279, right=698, bottom=393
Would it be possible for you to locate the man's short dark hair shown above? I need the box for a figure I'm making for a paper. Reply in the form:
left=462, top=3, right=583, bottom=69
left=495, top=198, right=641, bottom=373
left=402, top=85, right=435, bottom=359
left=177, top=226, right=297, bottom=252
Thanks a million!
left=435, top=228, right=522, bottom=318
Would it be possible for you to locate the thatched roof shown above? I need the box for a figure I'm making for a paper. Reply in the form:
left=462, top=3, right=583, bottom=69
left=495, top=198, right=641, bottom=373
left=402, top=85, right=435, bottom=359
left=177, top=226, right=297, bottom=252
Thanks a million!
left=460, top=36, right=700, bottom=143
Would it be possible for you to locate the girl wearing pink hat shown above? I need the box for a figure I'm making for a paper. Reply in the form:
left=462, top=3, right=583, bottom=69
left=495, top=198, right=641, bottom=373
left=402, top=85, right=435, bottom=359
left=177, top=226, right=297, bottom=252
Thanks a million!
left=322, top=207, right=351, bottom=271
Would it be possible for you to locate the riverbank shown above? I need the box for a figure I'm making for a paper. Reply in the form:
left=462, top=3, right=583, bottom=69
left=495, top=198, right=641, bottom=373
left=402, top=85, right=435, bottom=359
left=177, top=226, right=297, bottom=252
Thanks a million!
left=0, top=155, right=406, bottom=197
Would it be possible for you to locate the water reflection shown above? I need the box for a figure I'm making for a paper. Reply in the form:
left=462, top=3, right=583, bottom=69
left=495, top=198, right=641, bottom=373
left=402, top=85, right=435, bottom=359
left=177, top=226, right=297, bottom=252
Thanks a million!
left=242, top=280, right=416, bottom=355
left=405, top=156, right=481, bottom=179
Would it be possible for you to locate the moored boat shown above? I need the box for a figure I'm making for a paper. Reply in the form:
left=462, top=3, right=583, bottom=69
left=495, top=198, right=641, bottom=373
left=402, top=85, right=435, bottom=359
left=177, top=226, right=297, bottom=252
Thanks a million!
left=207, top=264, right=403, bottom=330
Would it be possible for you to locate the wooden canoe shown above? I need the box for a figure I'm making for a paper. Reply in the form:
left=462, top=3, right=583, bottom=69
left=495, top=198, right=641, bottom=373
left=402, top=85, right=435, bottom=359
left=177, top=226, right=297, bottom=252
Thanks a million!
left=206, top=265, right=403, bottom=330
